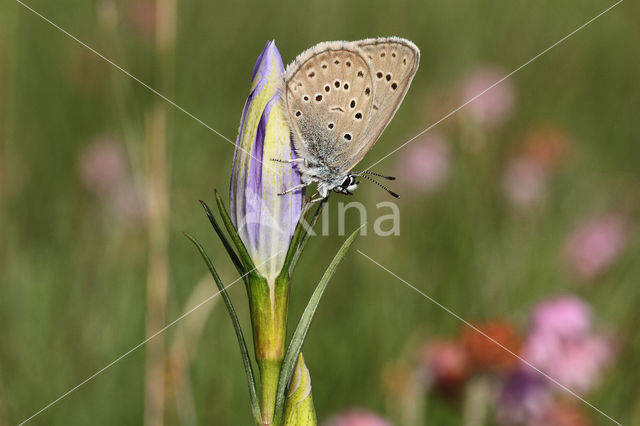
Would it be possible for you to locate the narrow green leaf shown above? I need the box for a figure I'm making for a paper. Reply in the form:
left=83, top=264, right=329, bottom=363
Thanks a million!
left=214, top=189, right=258, bottom=274
left=289, top=199, right=327, bottom=274
left=199, top=200, right=247, bottom=281
left=184, top=232, right=262, bottom=424
left=273, top=224, right=364, bottom=424
left=278, top=200, right=316, bottom=279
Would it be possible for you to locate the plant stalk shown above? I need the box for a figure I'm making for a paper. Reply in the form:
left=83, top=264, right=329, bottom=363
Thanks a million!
left=250, top=273, right=290, bottom=425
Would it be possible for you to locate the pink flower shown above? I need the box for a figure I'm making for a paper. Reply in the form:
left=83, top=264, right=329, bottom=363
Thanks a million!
left=128, top=0, right=155, bottom=38
left=502, top=125, right=572, bottom=209
left=418, top=340, right=468, bottom=392
left=78, top=137, right=127, bottom=199
left=323, top=409, right=392, bottom=426
left=78, top=136, right=146, bottom=223
left=564, top=214, right=628, bottom=280
left=502, top=156, right=546, bottom=208
left=395, top=134, right=450, bottom=193
left=522, top=296, right=612, bottom=394
left=460, top=67, right=515, bottom=127
left=529, top=296, right=591, bottom=338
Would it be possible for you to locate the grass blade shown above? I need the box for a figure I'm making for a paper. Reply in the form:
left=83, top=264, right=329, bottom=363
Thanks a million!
left=199, top=200, right=247, bottom=281
left=289, top=199, right=327, bottom=275
left=184, top=232, right=262, bottom=424
left=278, top=199, right=319, bottom=279
left=273, top=224, right=364, bottom=423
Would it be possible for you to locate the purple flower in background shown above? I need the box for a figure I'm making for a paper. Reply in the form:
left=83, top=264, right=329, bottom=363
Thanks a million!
left=522, top=296, right=612, bottom=394
left=229, top=41, right=303, bottom=280
left=460, top=67, right=514, bottom=127
left=564, top=214, right=628, bottom=280
left=496, top=369, right=552, bottom=426
left=395, top=134, right=450, bottom=193
left=78, top=136, right=146, bottom=223
left=324, top=409, right=392, bottom=426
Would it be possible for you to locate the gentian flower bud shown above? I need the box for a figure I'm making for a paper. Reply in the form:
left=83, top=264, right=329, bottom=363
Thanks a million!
left=229, top=40, right=303, bottom=282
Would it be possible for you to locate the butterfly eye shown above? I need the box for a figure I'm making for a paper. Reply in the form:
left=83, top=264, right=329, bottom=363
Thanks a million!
left=350, top=100, right=356, bottom=109
left=343, top=82, right=349, bottom=90
left=334, top=80, right=341, bottom=89
left=341, top=176, right=353, bottom=188
left=315, top=94, right=323, bottom=102
left=391, top=82, right=398, bottom=91
left=324, top=85, right=330, bottom=93
left=327, top=122, right=334, bottom=130
left=295, top=110, right=302, bottom=117
left=303, top=95, right=310, bottom=102
left=343, top=133, right=352, bottom=141
left=355, top=112, right=362, bottom=120
left=376, top=71, right=383, bottom=79
left=386, top=74, right=392, bottom=82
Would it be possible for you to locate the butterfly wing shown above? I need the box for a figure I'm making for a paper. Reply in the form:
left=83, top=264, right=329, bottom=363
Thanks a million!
left=343, top=37, right=420, bottom=169
left=284, top=42, right=376, bottom=174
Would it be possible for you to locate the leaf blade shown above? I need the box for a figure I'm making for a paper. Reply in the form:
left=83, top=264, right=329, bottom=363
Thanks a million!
left=214, top=189, right=258, bottom=274
left=184, top=232, right=262, bottom=424
left=273, top=224, right=364, bottom=423
left=199, top=200, right=247, bottom=282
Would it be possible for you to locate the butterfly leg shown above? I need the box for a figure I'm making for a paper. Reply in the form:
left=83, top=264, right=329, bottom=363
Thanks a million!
left=271, top=158, right=305, bottom=164
left=307, top=191, right=328, bottom=203
left=277, top=183, right=308, bottom=196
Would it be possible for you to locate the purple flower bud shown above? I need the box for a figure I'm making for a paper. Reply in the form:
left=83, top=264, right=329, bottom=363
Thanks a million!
left=229, top=41, right=303, bottom=280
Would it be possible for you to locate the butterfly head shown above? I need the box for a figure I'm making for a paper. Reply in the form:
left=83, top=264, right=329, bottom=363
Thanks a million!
left=333, top=175, right=359, bottom=195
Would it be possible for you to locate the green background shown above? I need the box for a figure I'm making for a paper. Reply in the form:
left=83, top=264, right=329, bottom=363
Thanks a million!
left=1, top=0, right=638, bottom=424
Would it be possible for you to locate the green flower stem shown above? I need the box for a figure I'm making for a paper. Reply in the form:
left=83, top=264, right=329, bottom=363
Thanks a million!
left=250, top=273, right=290, bottom=424
left=259, top=359, right=282, bottom=424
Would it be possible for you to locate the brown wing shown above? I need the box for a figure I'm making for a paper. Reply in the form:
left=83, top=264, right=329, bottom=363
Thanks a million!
left=283, top=42, right=376, bottom=172
left=343, top=37, right=420, bottom=169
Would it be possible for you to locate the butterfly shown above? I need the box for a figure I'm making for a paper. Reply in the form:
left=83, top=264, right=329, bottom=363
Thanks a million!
left=275, top=37, right=420, bottom=201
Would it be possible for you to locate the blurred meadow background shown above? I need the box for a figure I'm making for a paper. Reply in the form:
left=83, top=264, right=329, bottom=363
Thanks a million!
left=1, top=0, right=639, bottom=425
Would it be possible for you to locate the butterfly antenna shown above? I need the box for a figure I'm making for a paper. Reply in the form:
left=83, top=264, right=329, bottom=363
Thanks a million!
left=352, top=170, right=396, bottom=180
left=359, top=174, right=399, bottom=198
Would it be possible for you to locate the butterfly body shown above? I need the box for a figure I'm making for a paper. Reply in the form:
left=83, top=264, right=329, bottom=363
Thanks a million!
left=281, top=37, right=420, bottom=199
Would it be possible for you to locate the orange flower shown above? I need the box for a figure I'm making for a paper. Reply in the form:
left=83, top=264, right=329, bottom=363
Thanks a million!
left=521, top=125, right=572, bottom=171
left=544, top=400, right=591, bottom=426
left=461, top=321, right=522, bottom=372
